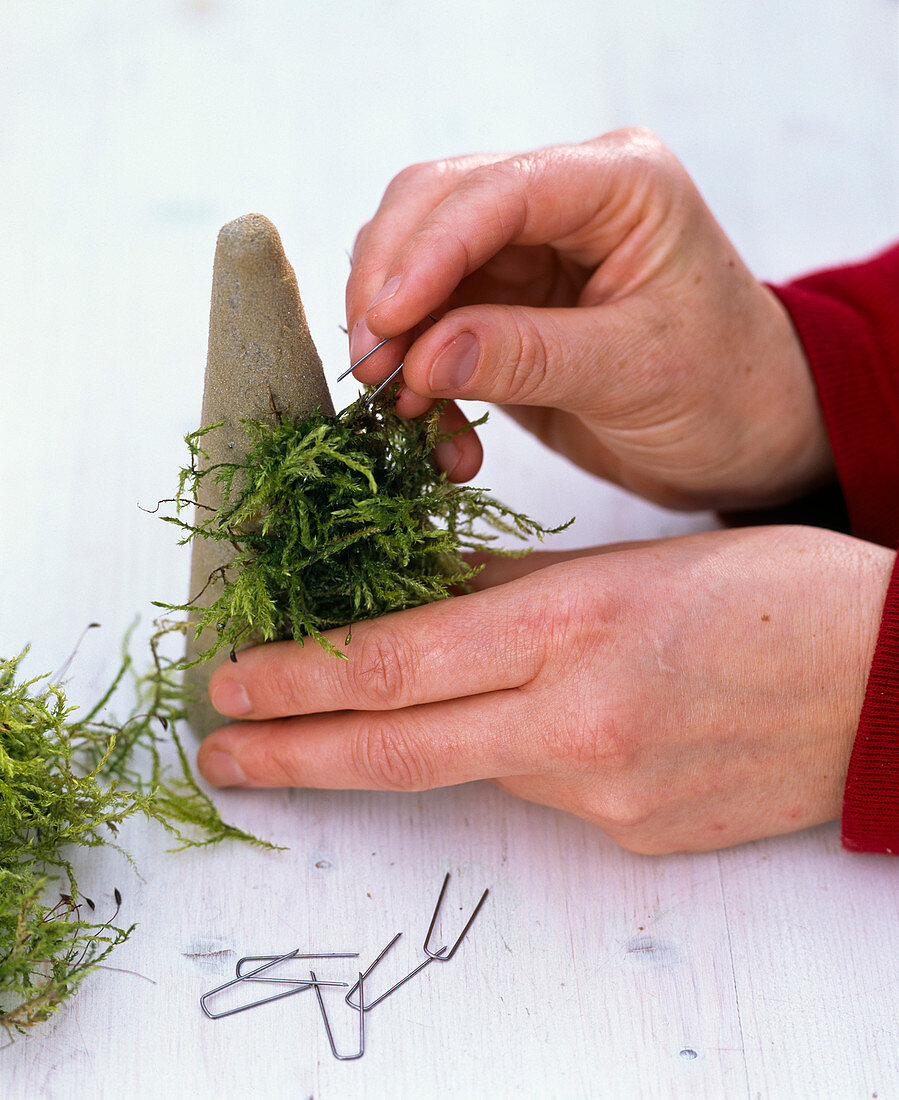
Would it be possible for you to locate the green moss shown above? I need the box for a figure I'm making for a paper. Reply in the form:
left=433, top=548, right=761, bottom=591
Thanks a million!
left=158, top=396, right=571, bottom=662
left=0, top=643, right=271, bottom=1035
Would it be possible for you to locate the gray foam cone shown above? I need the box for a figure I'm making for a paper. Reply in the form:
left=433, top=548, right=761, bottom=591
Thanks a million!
left=184, top=213, right=335, bottom=737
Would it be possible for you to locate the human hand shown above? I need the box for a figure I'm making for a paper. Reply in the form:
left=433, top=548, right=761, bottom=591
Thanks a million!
left=197, top=526, right=892, bottom=853
left=346, top=131, right=833, bottom=511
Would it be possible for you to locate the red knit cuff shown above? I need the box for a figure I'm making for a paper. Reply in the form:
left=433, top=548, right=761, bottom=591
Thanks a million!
left=772, top=251, right=899, bottom=854
left=842, top=551, right=899, bottom=853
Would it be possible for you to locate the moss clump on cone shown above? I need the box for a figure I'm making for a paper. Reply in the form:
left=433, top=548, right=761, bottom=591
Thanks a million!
left=160, top=396, right=571, bottom=663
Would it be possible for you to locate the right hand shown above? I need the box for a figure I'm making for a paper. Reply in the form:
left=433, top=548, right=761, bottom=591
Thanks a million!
left=345, top=129, right=833, bottom=511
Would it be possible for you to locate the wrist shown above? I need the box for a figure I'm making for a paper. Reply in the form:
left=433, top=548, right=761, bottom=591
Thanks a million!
left=712, top=286, right=836, bottom=511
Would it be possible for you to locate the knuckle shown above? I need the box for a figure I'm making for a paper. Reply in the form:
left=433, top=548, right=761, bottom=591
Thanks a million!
left=594, top=782, right=654, bottom=830
left=598, top=125, right=665, bottom=156
left=383, top=155, right=508, bottom=214
left=254, top=658, right=305, bottom=715
left=519, top=571, right=639, bottom=744
left=553, top=779, right=655, bottom=839
left=465, top=157, right=532, bottom=232
left=528, top=564, right=619, bottom=670
left=352, top=716, right=433, bottom=791
left=385, top=160, right=441, bottom=196
left=467, top=154, right=532, bottom=193
left=570, top=706, right=657, bottom=832
left=537, top=709, right=636, bottom=777
left=493, top=308, right=551, bottom=402
left=243, top=735, right=302, bottom=787
left=346, top=629, right=413, bottom=709
left=390, top=155, right=497, bottom=200
left=596, top=127, right=683, bottom=187
left=423, top=214, right=476, bottom=273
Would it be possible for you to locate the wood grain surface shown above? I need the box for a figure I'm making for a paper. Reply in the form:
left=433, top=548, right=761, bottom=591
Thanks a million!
left=2, top=2, right=897, bottom=1097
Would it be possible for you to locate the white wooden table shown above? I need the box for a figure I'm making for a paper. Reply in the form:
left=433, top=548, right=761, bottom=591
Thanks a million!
left=2, top=3, right=897, bottom=1097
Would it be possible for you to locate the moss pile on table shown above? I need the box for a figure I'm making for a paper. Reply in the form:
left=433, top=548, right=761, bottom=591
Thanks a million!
left=0, top=644, right=269, bottom=1034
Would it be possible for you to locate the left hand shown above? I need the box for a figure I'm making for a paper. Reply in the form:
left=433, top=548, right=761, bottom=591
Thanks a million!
left=197, top=526, right=892, bottom=853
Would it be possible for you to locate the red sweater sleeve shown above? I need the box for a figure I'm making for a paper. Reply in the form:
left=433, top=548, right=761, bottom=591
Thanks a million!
left=770, top=244, right=899, bottom=854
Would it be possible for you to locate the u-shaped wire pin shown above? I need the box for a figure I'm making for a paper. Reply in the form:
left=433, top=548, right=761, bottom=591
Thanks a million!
left=336, top=338, right=392, bottom=382
left=344, top=937, right=448, bottom=1012
left=422, top=873, right=489, bottom=962
left=336, top=314, right=440, bottom=407
left=234, top=950, right=358, bottom=984
left=199, top=948, right=348, bottom=1020
left=312, top=970, right=365, bottom=1061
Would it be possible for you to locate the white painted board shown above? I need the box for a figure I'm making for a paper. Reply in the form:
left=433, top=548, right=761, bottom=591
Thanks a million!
left=2, top=2, right=897, bottom=1097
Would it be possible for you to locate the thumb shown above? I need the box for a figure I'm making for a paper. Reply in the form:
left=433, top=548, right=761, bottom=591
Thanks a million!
left=400, top=302, right=643, bottom=414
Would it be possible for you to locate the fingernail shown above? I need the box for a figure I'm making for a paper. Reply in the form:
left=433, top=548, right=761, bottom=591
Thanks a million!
left=211, top=679, right=252, bottom=716
left=429, top=332, right=479, bottom=392
left=201, top=749, right=248, bottom=787
left=432, top=438, right=462, bottom=475
left=367, top=274, right=402, bottom=312
left=349, top=318, right=378, bottom=364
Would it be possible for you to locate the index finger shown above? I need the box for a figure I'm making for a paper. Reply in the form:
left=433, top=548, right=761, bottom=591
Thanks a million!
left=346, top=153, right=505, bottom=338
left=207, top=574, right=550, bottom=722
left=363, top=133, right=658, bottom=337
